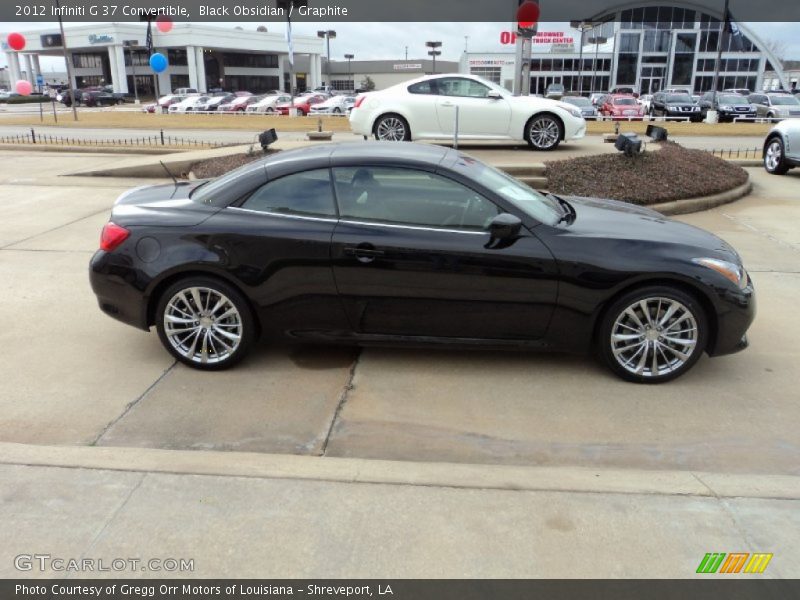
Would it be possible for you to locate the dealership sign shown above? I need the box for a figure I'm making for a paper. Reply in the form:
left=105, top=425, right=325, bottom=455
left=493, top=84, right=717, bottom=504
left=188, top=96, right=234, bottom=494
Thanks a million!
left=393, top=63, right=423, bottom=70
left=500, top=31, right=575, bottom=45
left=469, top=58, right=515, bottom=66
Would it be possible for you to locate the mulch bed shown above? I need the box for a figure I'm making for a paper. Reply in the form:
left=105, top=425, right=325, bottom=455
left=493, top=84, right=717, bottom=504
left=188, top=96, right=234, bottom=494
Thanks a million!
left=190, top=151, right=274, bottom=179
left=545, top=141, right=749, bottom=205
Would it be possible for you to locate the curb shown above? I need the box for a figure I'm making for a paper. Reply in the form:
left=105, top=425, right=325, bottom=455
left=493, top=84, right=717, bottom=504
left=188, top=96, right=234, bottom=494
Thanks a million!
left=649, top=176, right=753, bottom=216
left=0, top=442, right=797, bottom=500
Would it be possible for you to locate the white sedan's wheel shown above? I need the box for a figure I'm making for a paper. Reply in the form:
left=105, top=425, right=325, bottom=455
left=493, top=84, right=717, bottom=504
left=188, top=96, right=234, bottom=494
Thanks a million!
left=764, top=137, right=789, bottom=175
left=375, top=115, right=410, bottom=141
left=527, top=114, right=562, bottom=151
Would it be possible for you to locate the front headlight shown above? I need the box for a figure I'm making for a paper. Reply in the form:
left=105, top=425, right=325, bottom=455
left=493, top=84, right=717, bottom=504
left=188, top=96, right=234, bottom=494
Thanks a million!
left=692, top=258, right=749, bottom=289
left=558, top=103, right=583, bottom=119
left=719, top=105, right=733, bottom=111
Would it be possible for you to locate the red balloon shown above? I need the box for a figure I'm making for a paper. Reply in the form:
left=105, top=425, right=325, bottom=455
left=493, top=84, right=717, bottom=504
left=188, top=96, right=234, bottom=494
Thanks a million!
left=155, top=16, right=173, bottom=33
left=16, top=80, right=32, bottom=96
left=517, top=1, right=540, bottom=29
left=7, top=32, right=26, bottom=51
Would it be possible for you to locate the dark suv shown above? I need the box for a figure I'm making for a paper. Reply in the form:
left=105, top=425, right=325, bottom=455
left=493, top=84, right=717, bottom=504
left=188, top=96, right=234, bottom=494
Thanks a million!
left=82, top=90, right=126, bottom=107
left=650, top=92, right=702, bottom=122
left=699, top=92, right=756, bottom=122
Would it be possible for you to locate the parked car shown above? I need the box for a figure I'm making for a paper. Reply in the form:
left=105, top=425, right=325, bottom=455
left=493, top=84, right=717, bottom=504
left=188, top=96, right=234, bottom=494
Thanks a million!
left=173, top=87, right=198, bottom=95
left=57, top=89, right=83, bottom=106
left=723, top=88, right=751, bottom=96
left=246, top=94, right=292, bottom=114
left=0, top=91, right=21, bottom=101
left=589, top=92, right=608, bottom=106
left=545, top=83, right=565, bottom=99
left=599, top=94, right=644, bottom=119
left=649, top=92, right=702, bottom=122
left=560, top=95, right=598, bottom=118
left=699, top=92, right=756, bottom=122
left=168, top=96, right=212, bottom=113
left=193, top=94, right=235, bottom=112
left=312, top=85, right=336, bottom=95
left=81, top=91, right=125, bottom=107
left=748, top=91, right=800, bottom=120
left=89, top=142, right=754, bottom=383
left=663, top=87, right=692, bottom=95
left=276, top=93, right=328, bottom=116
left=157, top=94, right=188, bottom=111
left=349, top=74, right=585, bottom=151
left=219, top=95, right=262, bottom=112
left=763, top=119, right=800, bottom=175
left=638, top=94, right=653, bottom=113
left=309, top=95, right=356, bottom=115
left=610, top=86, right=637, bottom=96
left=691, top=94, right=701, bottom=104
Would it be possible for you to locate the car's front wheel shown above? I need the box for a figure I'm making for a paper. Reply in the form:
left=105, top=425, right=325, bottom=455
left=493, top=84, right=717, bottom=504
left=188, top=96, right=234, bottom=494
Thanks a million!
left=526, top=113, right=562, bottom=151
left=374, top=114, right=411, bottom=141
left=764, top=136, right=789, bottom=175
left=155, top=277, right=256, bottom=370
left=598, top=286, right=708, bottom=383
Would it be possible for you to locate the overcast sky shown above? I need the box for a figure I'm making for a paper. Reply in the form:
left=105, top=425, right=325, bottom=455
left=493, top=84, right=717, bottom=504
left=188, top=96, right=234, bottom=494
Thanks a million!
left=2, top=21, right=798, bottom=72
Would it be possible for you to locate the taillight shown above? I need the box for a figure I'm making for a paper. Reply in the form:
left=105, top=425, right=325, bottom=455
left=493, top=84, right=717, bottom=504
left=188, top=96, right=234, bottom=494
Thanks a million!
left=100, top=222, right=130, bottom=251
left=354, top=95, right=367, bottom=108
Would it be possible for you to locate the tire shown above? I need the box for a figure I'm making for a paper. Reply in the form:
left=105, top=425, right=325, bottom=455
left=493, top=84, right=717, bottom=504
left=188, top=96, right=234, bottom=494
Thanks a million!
left=526, top=113, right=563, bottom=151
left=333, top=107, right=341, bottom=114
left=764, top=136, right=789, bottom=175
left=597, top=285, right=708, bottom=384
left=155, top=276, right=257, bottom=370
left=266, top=107, right=275, bottom=114
left=374, top=113, right=411, bottom=141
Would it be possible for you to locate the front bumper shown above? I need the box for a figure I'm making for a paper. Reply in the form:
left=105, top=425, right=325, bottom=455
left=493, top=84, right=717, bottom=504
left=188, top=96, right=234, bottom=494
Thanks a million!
left=707, top=279, right=756, bottom=357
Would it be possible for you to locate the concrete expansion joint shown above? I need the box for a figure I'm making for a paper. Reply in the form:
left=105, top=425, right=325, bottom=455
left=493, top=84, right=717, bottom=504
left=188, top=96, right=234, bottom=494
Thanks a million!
left=319, top=350, right=361, bottom=457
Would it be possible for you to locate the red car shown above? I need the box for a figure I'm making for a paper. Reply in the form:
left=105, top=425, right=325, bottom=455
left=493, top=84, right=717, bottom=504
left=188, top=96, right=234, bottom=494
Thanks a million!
left=218, top=95, right=261, bottom=112
left=276, top=94, right=327, bottom=116
left=600, top=94, right=644, bottom=119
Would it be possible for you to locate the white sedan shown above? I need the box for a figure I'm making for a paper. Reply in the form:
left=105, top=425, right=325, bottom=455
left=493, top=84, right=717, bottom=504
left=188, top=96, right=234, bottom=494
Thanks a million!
left=349, top=73, right=586, bottom=151
left=309, top=95, right=355, bottom=115
left=168, top=95, right=211, bottom=113
left=246, top=94, right=291, bottom=114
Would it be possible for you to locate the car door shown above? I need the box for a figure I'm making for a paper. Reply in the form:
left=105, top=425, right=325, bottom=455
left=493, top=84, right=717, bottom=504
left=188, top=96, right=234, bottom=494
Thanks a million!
left=434, top=77, right=512, bottom=137
left=329, top=165, right=558, bottom=340
left=204, top=167, right=351, bottom=337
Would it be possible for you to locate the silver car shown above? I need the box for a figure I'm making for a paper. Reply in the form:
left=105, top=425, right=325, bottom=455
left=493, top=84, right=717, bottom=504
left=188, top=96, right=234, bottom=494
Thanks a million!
left=763, top=119, right=800, bottom=175
left=749, top=92, right=800, bottom=120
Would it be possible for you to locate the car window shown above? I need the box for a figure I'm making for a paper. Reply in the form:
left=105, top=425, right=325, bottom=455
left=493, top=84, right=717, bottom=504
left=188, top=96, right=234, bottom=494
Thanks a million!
left=332, top=167, right=500, bottom=230
left=614, top=98, right=637, bottom=105
left=408, top=80, right=435, bottom=95
left=241, top=169, right=336, bottom=217
left=436, top=77, right=492, bottom=98
left=718, top=94, right=744, bottom=104
left=769, top=95, right=800, bottom=105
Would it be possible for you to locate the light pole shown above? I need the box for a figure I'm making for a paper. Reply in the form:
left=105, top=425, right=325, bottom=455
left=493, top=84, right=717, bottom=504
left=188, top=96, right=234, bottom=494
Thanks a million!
left=570, top=21, right=594, bottom=95
left=344, top=53, right=354, bottom=92
left=587, top=35, right=607, bottom=94
left=317, top=29, right=336, bottom=88
left=123, top=40, right=139, bottom=103
left=55, top=0, right=78, bottom=121
left=426, top=41, right=442, bottom=74
left=277, top=0, right=307, bottom=110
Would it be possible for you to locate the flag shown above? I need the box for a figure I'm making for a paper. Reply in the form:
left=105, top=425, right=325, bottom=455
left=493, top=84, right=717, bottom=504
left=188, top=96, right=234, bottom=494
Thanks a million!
left=286, top=18, right=294, bottom=67
left=723, top=0, right=744, bottom=51
left=145, top=18, right=153, bottom=54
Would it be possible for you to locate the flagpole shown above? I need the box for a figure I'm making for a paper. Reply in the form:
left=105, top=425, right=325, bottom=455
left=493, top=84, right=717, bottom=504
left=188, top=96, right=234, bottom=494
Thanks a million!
left=711, top=0, right=728, bottom=108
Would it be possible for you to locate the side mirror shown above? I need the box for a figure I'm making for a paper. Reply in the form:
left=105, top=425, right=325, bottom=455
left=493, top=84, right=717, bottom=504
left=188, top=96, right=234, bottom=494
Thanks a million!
left=486, top=213, right=522, bottom=249
left=487, top=90, right=503, bottom=100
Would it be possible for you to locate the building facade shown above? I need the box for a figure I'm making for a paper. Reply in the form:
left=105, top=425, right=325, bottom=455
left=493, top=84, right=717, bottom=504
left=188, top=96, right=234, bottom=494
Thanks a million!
left=3, top=23, right=324, bottom=95
left=460, top=4, right=787, bottom=95
left=321, top=59, right=460, bottom=92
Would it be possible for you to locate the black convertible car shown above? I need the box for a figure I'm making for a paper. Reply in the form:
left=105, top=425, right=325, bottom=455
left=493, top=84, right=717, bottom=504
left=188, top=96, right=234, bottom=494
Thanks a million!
left=90, top=143, right=755, bottom=383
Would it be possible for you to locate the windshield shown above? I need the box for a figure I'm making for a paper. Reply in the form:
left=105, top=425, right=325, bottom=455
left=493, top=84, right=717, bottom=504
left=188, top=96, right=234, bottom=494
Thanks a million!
left=769, top=95, right=800, bottom=105
left=452, top=155, right=561, bottom=225
left=719, top=94, right=745, bottom=104
left=666, top=94, right=691, bottom=102
left=563, top=97, right=591, bottom=106
left=614, top=98, right=637, bottom=105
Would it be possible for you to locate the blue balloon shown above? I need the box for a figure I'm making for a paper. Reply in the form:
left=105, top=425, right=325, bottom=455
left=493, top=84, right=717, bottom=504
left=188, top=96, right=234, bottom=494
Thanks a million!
left=149, top=52, right=168, bottom=73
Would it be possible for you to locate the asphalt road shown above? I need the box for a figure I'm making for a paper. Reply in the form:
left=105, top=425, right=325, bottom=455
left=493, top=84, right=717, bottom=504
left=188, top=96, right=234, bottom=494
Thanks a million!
left=0, top=148, right=798, bottom=476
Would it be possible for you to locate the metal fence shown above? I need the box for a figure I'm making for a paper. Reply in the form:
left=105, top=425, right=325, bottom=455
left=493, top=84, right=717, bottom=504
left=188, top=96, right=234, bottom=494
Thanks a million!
left=706, top=147, right=762, bottom=159
left=0, top=128, right=239, bottom=148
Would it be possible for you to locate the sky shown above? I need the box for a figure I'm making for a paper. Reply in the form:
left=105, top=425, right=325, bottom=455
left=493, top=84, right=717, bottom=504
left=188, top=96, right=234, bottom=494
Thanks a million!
left=1, top=21, right=798, bottom=72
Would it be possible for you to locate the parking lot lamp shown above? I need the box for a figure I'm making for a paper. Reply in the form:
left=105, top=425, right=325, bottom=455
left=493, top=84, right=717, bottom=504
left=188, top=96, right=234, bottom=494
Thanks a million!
left=426, top=41, right=442, bottom=73
left=317, top=30, right=337, bottom=87
left=344, top=53, right=354, bottom=91
left=55, top=0, right=78, bottom=121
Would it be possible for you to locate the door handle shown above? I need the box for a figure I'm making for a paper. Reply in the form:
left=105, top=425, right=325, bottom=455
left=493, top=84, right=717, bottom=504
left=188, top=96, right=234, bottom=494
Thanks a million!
left=344, top=244, right=385, bottom=263
left=440, top=101, right=455, bottom=107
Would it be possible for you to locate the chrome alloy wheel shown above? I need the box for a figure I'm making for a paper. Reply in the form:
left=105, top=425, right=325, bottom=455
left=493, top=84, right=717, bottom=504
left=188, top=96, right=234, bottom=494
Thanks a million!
left=528, top=116, right=560, bottom=149
left=375, top=117, right=407, bottom=141
left=610, top=297, right=699, bottom=378
left=163, top=287, right=243, bottom=365
left=765, top=140, right=783, bottom=171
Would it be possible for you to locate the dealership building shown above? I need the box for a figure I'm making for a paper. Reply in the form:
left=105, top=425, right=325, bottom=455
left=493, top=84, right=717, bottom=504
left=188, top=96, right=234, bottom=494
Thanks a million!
left=461, top=5, right=789, bottom=95
left=3, top=23, right=325, bottom=95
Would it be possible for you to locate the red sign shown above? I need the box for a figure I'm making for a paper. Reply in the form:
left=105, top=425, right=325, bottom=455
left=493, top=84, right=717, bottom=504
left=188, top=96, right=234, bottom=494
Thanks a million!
left=500, top=31, right=575, bottom=45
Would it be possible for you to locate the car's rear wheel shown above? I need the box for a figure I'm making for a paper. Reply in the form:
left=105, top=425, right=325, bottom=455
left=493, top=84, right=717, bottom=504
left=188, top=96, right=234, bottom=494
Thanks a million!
left=764, top=137, right=789, bottom=175
left=155, top=277, right=256, bottom=370
left=598, top=286, right=708, bottom=383
left=333, top=107, right=342, bottom=114
left=374, top=114, right=410, bottom=141
left=526, top=114, right=562, bottom=151
left=266, top=107, right=275, bottom=114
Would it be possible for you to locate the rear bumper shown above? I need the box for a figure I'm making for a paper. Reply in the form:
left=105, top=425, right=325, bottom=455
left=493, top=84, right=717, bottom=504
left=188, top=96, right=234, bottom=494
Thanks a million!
left=89, top=250, right=150, bottom=331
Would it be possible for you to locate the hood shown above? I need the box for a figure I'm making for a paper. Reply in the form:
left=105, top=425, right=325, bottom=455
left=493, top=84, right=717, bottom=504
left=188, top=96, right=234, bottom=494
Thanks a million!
left=111, top=182, right=219, bottom=227
left=562, top=196, right=739, bottom=260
